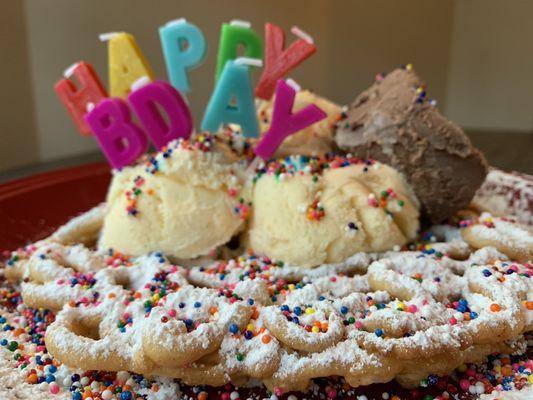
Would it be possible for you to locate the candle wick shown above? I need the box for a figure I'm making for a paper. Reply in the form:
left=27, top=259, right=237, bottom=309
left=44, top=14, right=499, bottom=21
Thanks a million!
left=286, top=78, right=301, bottom=92
left=290, top=26, right=314, bottom=44
left=246, top=156, right=263, bottom=176
left=234, top=57, right=263, bottom=68
left=99, top=32, right=121, bottom=42
left=165, top=18, right=187, bottom=27
left=63, top=62, right=80, bottom=79
left=130, top=76, right=152, bottom=92
left=181, top=92, right=190, bottom=106
left=230, top=19, right=251, bottom=28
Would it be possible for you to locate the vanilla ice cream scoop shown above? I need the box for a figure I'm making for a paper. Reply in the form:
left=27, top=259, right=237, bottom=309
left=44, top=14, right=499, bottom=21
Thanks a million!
left=248, top=156, right=420, bottom=267
left=99, top=134, right=251, bottom=259
left=257, top=90, right=341, bottom=157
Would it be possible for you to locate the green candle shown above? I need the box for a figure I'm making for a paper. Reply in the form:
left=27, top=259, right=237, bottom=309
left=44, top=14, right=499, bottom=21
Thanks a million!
left=215, top=20, right=263, bottom=82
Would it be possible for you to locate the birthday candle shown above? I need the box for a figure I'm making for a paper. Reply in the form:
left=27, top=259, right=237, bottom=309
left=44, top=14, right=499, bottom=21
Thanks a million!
left=159, top=18, right=207, bottom=93
left=215, top=20, right=263, bottom=82
left=129, top=79, right=193, bottom=150
left=255, top=24, right=316, bottom=100
left=54, top=62, right=107, bottom=135
left=85, top=98, right=148, bottom=169
left=254, top=79, right=327, bottom=160
left=202, top=58, right=261, bottom=138
left=101, top=32, right=155, bottom=98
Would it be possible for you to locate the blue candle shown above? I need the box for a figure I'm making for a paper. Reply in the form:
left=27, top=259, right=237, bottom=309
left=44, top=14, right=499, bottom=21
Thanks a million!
left=159, top=18, right=207, bottom=93
left=201, top=58, right=260, bottom=138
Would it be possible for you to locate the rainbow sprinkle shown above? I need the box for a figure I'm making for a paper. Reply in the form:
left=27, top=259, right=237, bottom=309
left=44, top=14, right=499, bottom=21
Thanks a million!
left=306, top=199, right=325, bottom=221
left=253, top=154, right=376, bottom=182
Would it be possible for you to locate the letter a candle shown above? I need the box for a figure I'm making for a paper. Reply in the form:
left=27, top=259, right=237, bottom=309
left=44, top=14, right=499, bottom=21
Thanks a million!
left=202, top=58, right=261, bottom=138
left=101, top=32, right=155, bottom=97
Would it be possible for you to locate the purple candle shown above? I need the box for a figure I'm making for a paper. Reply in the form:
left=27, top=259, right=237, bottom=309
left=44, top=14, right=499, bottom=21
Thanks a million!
left=254, top=79, right=327, bottom=160
left=85, top=98, right=148, bottom=169
left=129, top=80, right=193, bottom=150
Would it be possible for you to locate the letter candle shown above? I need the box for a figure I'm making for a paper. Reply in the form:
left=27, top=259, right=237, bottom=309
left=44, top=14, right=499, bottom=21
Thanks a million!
left=129, top=79, right=193, bottom=149
left=255, top=24, right=316, bottom=100
left=100, top=32, right=155, bottom=97
left=57, top=19, right=328, bottom=172
left=85, top=98, right=149, bottom=169
left=202, top=57, right=261, bottom=138
left=215, top=20, right=262, bottom=81
left=159, top=18, right=207, bottom=93
left=55, top=62, right=108, bottom=135
left=254, top=79, right=327, bottom=160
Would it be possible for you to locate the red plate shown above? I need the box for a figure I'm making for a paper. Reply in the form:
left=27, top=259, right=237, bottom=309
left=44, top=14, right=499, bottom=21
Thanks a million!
left=0, top=162, right=110, bottom=250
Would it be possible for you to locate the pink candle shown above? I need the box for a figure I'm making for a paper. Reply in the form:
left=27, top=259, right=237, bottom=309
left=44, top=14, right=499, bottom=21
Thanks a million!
left=129, top=80, right=193, bottom=150
left=254, top=79, right=327, bottom=160
left=85, top=98, right=148, bottom=169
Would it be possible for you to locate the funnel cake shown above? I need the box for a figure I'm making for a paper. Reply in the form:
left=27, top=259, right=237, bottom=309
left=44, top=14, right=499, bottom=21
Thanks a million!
left=461, top=213, right=533, bottom=263
left=5, top=206, right=528, bottom=394
left=43, top=249, right=530, bottom=392
left=472, top=168, right=533, bottom=226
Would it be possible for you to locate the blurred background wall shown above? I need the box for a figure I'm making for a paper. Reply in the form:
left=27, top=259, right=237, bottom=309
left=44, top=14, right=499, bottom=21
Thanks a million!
left=1, top=0, right=532, bottom=176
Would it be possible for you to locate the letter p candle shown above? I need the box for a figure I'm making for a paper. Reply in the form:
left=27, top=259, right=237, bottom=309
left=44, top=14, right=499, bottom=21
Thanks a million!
left=159, top=18, right=207, bottom=93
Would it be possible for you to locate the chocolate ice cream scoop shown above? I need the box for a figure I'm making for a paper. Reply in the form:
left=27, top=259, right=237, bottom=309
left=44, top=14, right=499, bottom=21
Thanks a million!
left=335, top=67, right=488, bottom=223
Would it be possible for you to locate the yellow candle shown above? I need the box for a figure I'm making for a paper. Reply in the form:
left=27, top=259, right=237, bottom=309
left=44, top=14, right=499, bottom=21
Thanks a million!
left=103, top=32, right=154, bottom=97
